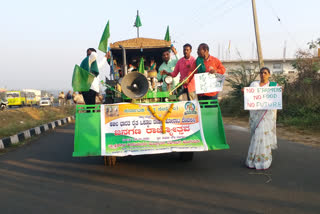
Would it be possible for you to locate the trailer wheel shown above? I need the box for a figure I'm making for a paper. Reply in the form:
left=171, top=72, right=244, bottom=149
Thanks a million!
left=179, top=152, right=194, bottom=161
left=104, top=156, right=117, bottom=166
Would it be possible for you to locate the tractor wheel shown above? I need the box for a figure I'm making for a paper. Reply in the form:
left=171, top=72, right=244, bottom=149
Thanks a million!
left=104, top=156, right=117, bottom=166
left=179, top=152, right=194, bottom=161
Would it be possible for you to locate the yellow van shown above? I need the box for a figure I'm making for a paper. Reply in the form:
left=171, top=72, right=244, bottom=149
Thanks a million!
left=6, top=91, right=26, bottom=107
left=26, top=92, right=38, bottom=106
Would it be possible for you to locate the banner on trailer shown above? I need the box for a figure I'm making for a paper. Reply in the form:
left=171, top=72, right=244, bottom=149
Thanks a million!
left=100, top=101, right=208, bottom=156
left=244, top=86, right=282, bottom=110
left=194, top=73, right=225, bottom=94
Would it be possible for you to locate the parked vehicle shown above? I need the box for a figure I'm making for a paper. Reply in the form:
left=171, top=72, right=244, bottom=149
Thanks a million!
left=26, top=97, right=37, bottom=106
left=0, top=91, right=7, bottom=110
left=39, top=97, right=52, bottom=107
left=25, top=92, right=38, bottom=106
left=6, top=91, right=26, bottom=107
left=23, top=89, right=41, bottom=104
left=0, top=100, right=7, bottom=111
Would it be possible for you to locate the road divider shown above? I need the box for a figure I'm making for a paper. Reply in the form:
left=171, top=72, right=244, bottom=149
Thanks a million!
left=0, top=116, right=74, bottom=149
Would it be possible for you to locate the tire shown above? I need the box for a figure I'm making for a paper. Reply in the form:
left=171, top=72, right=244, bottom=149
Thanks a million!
left=104, top=156, right=117, bottom=166
left=179, top=152, right=194, bottom=161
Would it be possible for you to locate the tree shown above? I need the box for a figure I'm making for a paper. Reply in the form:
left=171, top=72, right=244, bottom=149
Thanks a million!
left=220, top=64, right=259, bottom=116
left=307, top=38, right=320, bottom=49
left=225, top=63, right=259, bottom=98
left=277, top=39, right=320, bottom=129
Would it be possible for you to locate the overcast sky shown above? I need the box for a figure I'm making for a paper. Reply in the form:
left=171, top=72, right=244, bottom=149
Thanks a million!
left=1, top=0, right=319, bottom=90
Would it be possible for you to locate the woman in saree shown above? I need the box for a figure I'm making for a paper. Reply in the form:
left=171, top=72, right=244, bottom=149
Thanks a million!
left=246, top=67, right=278, bottom=170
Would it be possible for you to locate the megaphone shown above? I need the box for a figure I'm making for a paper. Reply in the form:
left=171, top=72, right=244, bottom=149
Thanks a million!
left=120, top=72, right=149, bottom=99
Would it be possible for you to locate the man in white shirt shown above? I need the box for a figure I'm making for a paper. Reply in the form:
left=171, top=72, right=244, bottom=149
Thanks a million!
left=80, top=48, right=108, bottom=105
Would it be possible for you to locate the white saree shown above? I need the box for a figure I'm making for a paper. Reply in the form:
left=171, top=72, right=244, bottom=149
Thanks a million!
left=246, top=81, right=278, bottom=170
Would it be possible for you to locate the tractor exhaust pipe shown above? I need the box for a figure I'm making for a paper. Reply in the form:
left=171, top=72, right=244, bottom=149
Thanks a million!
left=119, top=45, right=128, bottom=76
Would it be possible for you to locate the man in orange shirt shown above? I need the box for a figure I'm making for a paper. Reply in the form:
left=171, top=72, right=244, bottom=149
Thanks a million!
left=196, top=43, right=226, bottom=100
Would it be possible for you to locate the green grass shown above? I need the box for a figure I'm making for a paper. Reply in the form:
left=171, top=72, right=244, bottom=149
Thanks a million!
left=0, top=106, right=75, bottom=139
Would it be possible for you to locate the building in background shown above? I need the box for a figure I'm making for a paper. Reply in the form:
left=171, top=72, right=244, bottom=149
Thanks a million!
left=222, top=58, right=298, bottom=75
left=23, top=89, right=41, bottom=103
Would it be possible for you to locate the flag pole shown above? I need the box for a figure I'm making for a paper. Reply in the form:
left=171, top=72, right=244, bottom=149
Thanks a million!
left=169, top=64, right=201, bottom=95
left=137, top=10, right=139, bottom=38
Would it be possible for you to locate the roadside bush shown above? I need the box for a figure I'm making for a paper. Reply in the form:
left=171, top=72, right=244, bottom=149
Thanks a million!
left=277, top=48, right=320, bottom=129
left=220, top=64, right=258, bottom=117
left=221, top=41, right=320, bottom=130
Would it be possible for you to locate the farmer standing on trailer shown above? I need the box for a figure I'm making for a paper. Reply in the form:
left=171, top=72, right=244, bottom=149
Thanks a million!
left=196, top=43, right=226, bottom=100
left=80, top=48, right=108, bottom=105
left=157, top=46, right=179, bottom=92
left=161, top=43, right=197, bottom=100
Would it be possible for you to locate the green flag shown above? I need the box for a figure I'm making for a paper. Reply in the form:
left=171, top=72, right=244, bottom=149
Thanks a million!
left=134, top=14, right=142, bottom=27
left=72, top=65, right=95, bottom=92
left=164, top=25, right=170, bottom=41
left=98, top=20, right=110, bottom=53
left=138, top=57, right=145, bottom=74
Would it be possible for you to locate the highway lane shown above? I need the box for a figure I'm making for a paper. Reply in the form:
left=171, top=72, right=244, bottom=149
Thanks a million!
left=0, top=123, right=319, bottom=214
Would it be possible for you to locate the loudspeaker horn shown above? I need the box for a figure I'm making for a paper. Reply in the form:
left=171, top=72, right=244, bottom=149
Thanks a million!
left=120, top=72, right=149, bottom=99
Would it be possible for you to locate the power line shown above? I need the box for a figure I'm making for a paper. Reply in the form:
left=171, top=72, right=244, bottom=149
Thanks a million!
left=172, top=0, right=247, bottom=50
left=262, top=0, right=301, bottom=49
left=172, top=0, right=239, bottom=39
left=209, top=0, right=247, bottom=22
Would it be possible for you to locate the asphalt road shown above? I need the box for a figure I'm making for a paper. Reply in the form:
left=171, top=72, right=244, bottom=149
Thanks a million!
left=0, top=123, right=319, bottom=214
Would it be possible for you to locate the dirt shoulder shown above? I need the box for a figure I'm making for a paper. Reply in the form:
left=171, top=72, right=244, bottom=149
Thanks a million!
left=223, top=117, right=320, bottom=147
left=0, top=106, right=75, bottom=139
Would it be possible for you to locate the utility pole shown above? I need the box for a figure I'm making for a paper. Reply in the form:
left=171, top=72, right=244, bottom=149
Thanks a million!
left=251, top=0, right=264, bottom=68
left=283, top=40, right=287, bottom=62
left=251, top=41, right=254, bottom=62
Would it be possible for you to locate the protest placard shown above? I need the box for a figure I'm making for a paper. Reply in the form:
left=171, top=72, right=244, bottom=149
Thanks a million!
left=244, top=86, right=282, bottom=110
left=194, top=73, right=225, bottom=94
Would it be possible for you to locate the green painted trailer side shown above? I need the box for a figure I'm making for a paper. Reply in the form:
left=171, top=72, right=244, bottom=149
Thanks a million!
left=73, top=105, right=101, bottom=157
left=73, top=100, right=228, bottom=157
left=198, top=100, right=229, bottom=150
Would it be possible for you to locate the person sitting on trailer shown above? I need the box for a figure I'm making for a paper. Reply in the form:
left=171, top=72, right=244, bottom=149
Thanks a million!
left=157, top=46, right=179, bottom=91
left=128, top=57, right=139, bottom=72
left=146, top=56, right=157, bottom=71
left=128, top=64, right=136, bottom=72
left=161, top=43, right=196, bottom=100
left=195, top=43, right=226, bottom=100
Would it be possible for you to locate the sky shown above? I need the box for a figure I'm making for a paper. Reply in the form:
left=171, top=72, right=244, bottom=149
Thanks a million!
left=1, top=0, right=319, bottom=91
